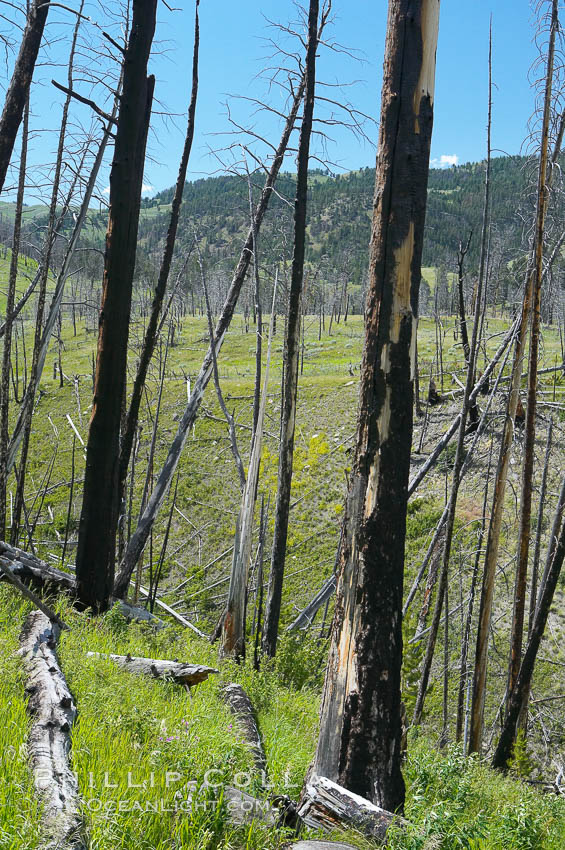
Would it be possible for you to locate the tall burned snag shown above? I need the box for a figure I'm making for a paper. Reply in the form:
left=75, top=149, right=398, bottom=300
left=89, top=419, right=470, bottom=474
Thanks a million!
left=262, top=0, right=321, bottom=658
left=310, top=0, right=440, bottom=814
left=76, top=0, right=157, bottom=612
left=118, top=0, right=200, bottom=513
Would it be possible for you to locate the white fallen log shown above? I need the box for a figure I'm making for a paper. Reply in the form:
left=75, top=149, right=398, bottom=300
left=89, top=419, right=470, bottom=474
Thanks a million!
left=221, top=682, right=267, bottom=772
left=86, top=652, right=218, bottom=688
left=0, top=541, right=165, bottom=628
left=0, top=541, right=75, bottom=593
left=298, top=775, right=403, bottom=842
left=18, top=610, right=85, bottom=849
left=135, top=581, right=208, bottom=638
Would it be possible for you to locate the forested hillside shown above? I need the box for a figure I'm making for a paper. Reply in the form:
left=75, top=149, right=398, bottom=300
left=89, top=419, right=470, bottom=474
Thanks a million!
left=1, top=1, right=565, bottom=849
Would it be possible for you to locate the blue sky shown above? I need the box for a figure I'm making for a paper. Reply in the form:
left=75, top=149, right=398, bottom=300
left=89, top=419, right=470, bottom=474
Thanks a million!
left=3, top=0, right=545, bottom=198
left=145, top=0, right=541, bottom=191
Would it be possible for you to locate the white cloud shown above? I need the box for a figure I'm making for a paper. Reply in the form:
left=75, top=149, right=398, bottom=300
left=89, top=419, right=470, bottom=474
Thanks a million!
left=102, top=185, right=110, bottom=194
left=431, top=154, right=459, bottom=169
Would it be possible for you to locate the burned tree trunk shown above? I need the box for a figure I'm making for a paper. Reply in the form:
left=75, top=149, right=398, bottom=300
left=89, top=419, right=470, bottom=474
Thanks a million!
left=113, top=36, right=319, bottom=599
left=262, top=0, right=320, bottom=658
left=117, top=0, right=200, bottom=508
left=492, top=476, right=565, bottom=769
left=76, top=0, right=157, bottom=612
left=0, top=0, right=49, bottom=194
left=469, top=2, right=558, bottom=754
left=310, top=0, right=440, bottom=814
left=507, top=0, right=557, bottom=704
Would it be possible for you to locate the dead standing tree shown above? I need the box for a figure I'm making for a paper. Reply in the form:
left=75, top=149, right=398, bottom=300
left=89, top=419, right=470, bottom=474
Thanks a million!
left=262, top=0, right=323, bottom=658
left=117, top=0, right=200, bottom=515
left=309, top=0, right=440, bottom=814
left=0, top=0, right=49, bottom=194
left=113, top=35, right=328, bottom=599
left=507, top=0, right=559, bottom=713
left=469, top=0, right=559, bottom=754
left=76, top=0, right=157, bottom=612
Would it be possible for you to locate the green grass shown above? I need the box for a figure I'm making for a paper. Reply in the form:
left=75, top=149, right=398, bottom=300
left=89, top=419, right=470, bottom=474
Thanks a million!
left=2, top=586, right=565, bottom=848
left=2, top=305, right=565, bottom=846
left=0, top=591, right=42, bottom=850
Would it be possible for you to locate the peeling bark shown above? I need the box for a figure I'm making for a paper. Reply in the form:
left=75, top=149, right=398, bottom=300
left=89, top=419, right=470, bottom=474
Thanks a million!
left=221, top=682, right=267, bottom=773
left=86, top=652, right=218, bottom=688
left=18, top=610, right=85, bottom=849
left=310, top=0, right=439, bottom=813
left=298, top=775, right=403, bottom=841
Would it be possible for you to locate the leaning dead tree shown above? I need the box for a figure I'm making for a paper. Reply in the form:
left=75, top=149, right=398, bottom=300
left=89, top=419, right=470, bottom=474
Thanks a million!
left=76, top=0, right=157, bottom=612
left=262, top=0, right=322, bottom=658
left=0, top=0, right=49, bottom=194
left=113, top=36, right=322, bottom=598
left=492, top=474, right=565, bottom=769
left=507, top=0, right=558, bottom=710
left=310, top=0, right=440, bottom=814
left=469, top=0, right=558, bottom=754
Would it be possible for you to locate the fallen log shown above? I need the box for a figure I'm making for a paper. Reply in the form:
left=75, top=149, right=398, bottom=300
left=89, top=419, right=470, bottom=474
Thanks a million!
left=0, top=541, right=76, bottom=593
left=222, top=682, right=267, bottom=773
left=0, top=540, right=165, bottom=628
left=85, top=652, right=218, bottom=688
left=19, top=610, right=85, bottom=849
left=298, top=775, right=403, bottom=842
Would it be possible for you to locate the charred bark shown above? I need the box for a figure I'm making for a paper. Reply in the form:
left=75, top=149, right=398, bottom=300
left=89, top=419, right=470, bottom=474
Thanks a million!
left=118, top=0, right=200, bottom=507
left=310, top=0, right=439, bottom=813
left=262, top=0, right=320, bottom=658
left=76, top=0, right=157, bottom=612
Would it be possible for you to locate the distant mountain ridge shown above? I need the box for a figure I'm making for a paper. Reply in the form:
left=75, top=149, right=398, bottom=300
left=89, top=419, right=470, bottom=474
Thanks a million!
left=0, top=154, right=538, bottom=300
left=139, top=154, right=533, bottom=284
